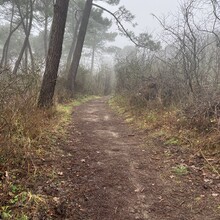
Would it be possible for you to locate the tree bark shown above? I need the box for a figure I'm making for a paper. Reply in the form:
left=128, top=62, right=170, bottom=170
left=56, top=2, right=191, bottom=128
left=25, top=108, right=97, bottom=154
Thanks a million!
left=67, top=0, right=93, bottom=94
left=38, top=0, right=70, bottom=108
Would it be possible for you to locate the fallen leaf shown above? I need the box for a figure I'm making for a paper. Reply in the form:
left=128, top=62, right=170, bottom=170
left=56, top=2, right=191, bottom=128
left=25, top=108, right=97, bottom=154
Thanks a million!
left=212, top=193, right=219, bottom=197
left=53, top=197, right=60, bottom=203
left=204, top=178, right=213, bottom=184
left=58, top=172, right=63, bottom=176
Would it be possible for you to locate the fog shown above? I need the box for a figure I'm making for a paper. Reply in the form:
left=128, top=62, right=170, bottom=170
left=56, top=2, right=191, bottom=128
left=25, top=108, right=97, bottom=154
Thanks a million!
left=119, top=0, right=179, bottom=31
left=104, top=0, right=180, bottom=47
left=1, top=1, right=220, bottom=218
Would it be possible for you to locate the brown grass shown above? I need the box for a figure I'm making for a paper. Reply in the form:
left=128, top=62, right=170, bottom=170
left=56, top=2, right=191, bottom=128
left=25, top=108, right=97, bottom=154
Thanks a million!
left=0, top=86, right=98, bottom=218
left=109, top=95, right=220, bottom=171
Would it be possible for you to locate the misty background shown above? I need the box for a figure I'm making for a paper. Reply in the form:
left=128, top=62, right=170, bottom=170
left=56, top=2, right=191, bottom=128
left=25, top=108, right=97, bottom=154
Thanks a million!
left=100, top=0, right=179, bottom=47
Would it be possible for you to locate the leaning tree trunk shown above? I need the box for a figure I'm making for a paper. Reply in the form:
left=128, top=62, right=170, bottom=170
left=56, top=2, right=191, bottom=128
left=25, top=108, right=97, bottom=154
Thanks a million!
left=67, top=0, right=93, bottom=94
left=12, top=0, right=33, bottom=75
left=2, top=1, right=15, bottom=68
left=38, top=0, right=70, bottom=108
left=0, top=19, right=22, bottom=68
left=65, top=15, right=81, bottom=74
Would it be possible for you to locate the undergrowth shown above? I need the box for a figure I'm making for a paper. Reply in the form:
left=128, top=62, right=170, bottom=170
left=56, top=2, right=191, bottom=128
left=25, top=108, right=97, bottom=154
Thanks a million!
left=109, top=95, right=220, bottom=174
left=0, top=95, right=98, bottom=219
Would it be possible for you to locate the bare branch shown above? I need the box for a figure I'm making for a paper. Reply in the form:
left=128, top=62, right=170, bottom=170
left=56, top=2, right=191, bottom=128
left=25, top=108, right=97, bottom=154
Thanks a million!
left=92, top=3, right=148, bottom=48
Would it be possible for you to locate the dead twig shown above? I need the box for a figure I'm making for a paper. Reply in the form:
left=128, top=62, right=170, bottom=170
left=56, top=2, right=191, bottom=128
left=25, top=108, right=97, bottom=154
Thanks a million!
left=200, top=150, right=220, bottom=177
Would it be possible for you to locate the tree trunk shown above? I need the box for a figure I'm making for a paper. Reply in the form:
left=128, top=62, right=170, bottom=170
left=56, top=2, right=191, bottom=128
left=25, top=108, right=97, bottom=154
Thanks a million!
left=28, top=41, right=35, bottom=73
left=0, top=2, right=15, bottom=68
left=0, top=24, right=22, bottom=68
left=90, top=44, right=95, bottom=74
left=24, top=3, right=29, bottom=74
left=65, top=15, right=81, bottom=73
left=12, top=0, right=33, bottom=75
left=67, top=0, right=93, bottom=93
left=38, top=0, right=70, bottom=108
left=44, top=2, right=49, bottom=59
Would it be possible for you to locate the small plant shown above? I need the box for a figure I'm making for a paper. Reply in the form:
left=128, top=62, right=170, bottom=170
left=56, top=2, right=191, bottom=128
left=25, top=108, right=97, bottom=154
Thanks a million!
left=1, top=206, right=12, bottom=219
left=25, top=192, right=45, bottom=205
left=165, top=137, right=179, bottom=145
left=164, top=150, right=172, bottom=157
left=146, top=112, right=157, bottom=122
left=9, top=195, right=19, bottom=205
left=17, top=214, right=28, bottom=220
left=172, top=164, right=188, bottom=176
left=10, top=184, right=19, bottom=194
left=0, top=156, right=5, bottom=163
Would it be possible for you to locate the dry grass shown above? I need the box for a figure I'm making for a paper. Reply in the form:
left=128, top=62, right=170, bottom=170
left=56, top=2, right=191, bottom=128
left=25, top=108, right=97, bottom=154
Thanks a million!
left=0, top=86, right=98, bottom=219
left=109, top=95, right=220, bottom=172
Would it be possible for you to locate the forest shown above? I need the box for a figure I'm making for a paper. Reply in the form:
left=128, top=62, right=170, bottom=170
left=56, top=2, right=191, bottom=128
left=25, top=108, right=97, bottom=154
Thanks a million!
left=0, top=0, right=220, bottom=219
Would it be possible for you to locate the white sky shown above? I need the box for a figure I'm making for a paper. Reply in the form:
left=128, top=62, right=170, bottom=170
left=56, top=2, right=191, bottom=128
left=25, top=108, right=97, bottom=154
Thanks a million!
left=118, top=0, right=179, bottom=31
left=99, top=0, right=181, bottom=47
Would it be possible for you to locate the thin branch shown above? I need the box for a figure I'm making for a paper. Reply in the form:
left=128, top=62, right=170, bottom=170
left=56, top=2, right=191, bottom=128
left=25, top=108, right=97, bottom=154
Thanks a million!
left=152, top=13, right=194, bottom=54
left=211, top=0, right=220, bottom=21
left=92, top=3, right=146, bottom=48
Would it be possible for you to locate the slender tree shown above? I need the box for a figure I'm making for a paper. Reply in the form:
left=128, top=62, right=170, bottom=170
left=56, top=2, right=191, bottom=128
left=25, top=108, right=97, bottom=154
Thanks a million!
left=67, top=0, right=93, bottom=94
left=0, top=1, right=17, bottom=68
left=35, top=0, right=53, bottom=59
left=84, top=8, right=117, bottom=73
left=12, top=0, right=34, bottom=74
left=38, top=0, right=69, bottom=107
left=66, top=0, right=146, bottom=94
left=65, top=10, right=82, bottom=74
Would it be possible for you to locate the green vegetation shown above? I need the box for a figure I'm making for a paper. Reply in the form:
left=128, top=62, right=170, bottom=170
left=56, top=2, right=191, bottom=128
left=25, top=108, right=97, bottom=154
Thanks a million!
left=172, top=165, right=189, bottom=176
left=57, top=95, right=99, bottom=125
left=0, top=95, right=98, bottom=219
left=165, top=137, right=180, bottom=146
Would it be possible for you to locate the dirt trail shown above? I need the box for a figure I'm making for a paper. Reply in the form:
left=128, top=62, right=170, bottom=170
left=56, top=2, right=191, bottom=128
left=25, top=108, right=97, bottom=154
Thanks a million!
left=47, top=97, right=220, bottom=220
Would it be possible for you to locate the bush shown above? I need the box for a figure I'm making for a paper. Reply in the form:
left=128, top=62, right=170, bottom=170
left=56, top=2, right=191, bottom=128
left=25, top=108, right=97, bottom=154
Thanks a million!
left=183, top=90, right=220, bottom=131
left=0, top=70, right=56, bottom=172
